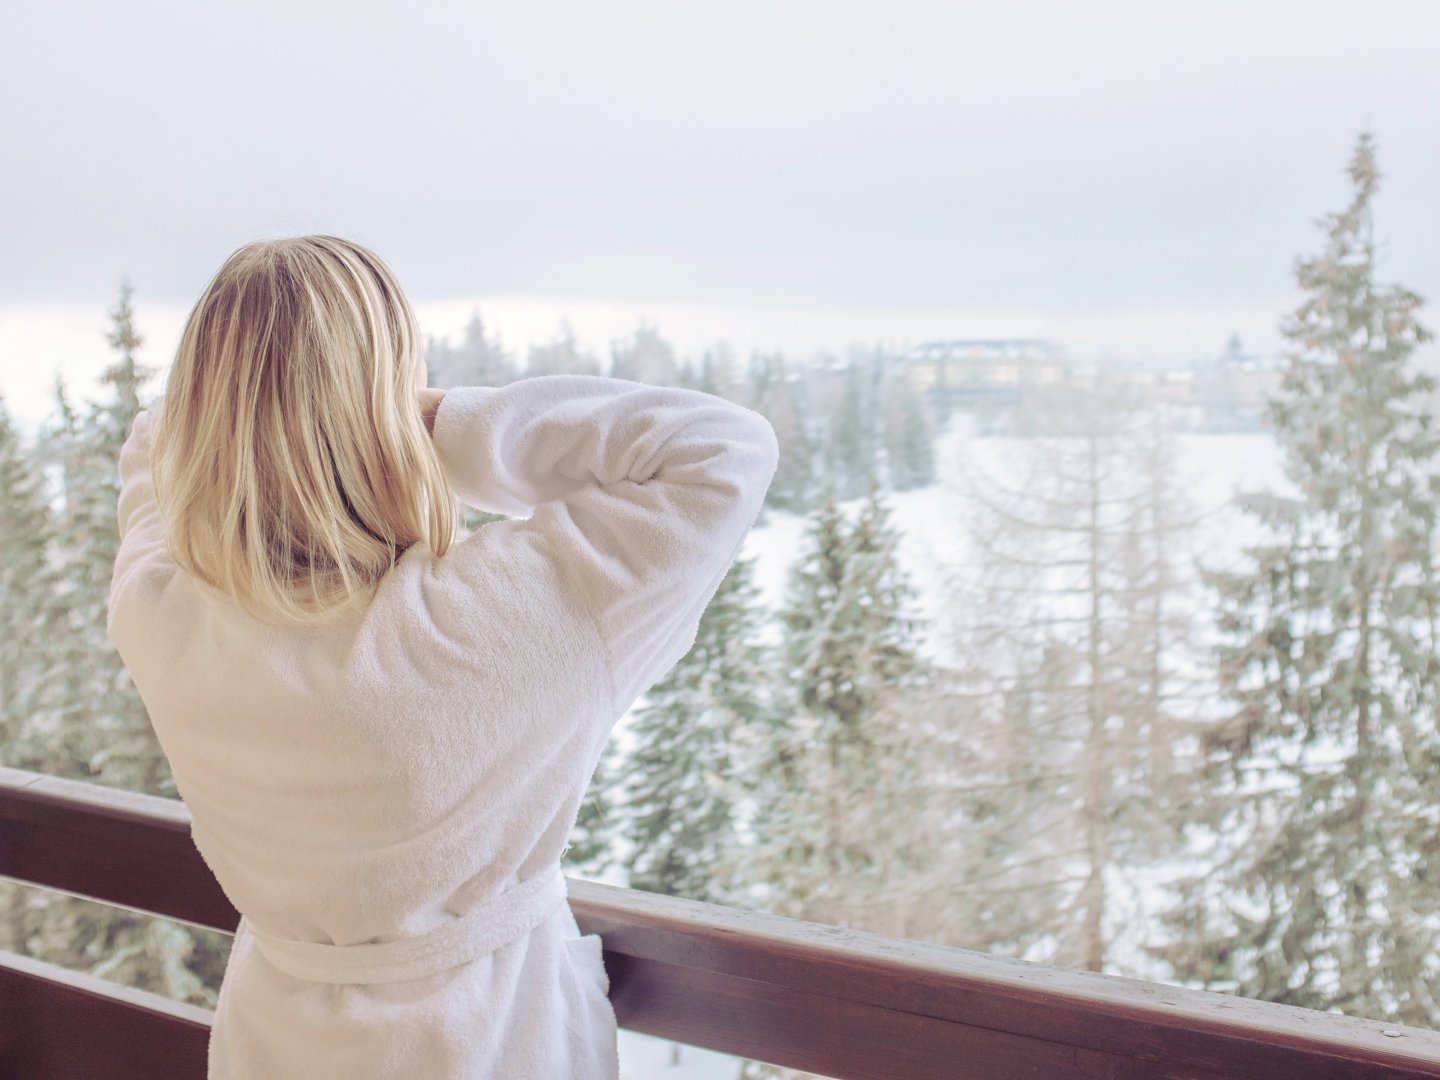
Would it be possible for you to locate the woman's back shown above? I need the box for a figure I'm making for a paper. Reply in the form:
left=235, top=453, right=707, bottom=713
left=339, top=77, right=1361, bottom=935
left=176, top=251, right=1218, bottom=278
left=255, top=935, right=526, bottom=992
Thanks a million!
left=109, top=372, right=779, bottom=1079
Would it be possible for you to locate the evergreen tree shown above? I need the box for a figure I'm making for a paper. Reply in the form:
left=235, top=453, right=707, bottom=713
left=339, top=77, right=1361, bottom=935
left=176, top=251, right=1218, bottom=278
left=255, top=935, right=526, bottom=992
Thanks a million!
left=608, top=322, right=678, bottom=385
left=740, top=491, right=848, bottom=924
left=0, top=392, right=68, bottom=769
left=839, top=476, right=935, bottom=736
left=46, top=278, right=171, bottom=796
left=617, top=553, right=774, bottom=906
left=880, top=359, right=937, bottom=492
left=747, top=350, right=815, bottom=513
left=525, top=319, right=601, bottom=376
left=691, top=340, right=744, bottom=403
left=745, top=478, right=932, bottom=927
left=830, top=476, right=940, bottom=901
left=826, top=355, right=875, bottom=502
left=0, top=283, right=229, bottom=1013
left=1160, top=133, right=1440, bottom=1026
left=425, top=307, right=518, bottom=388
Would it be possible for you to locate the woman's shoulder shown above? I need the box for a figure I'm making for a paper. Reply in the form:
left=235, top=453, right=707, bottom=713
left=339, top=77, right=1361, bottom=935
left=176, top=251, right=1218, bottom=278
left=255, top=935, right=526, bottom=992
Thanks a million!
left=387, top=522, right=613, bottom=695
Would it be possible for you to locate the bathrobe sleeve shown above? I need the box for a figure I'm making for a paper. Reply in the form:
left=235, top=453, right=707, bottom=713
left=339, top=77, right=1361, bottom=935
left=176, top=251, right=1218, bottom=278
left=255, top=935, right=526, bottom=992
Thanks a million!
left=429, top=375, right=780, bottom=712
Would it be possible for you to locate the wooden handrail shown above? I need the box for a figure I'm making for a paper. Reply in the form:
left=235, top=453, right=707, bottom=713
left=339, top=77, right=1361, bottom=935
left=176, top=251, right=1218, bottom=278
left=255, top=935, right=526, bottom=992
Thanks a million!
left=0, top=949, right=212, bottom=1078
left=3, top=763, right=1440, bottom=1079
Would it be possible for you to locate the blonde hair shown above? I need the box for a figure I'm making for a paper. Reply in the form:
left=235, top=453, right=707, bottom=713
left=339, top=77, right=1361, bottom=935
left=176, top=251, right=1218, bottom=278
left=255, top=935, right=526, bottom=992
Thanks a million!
left=151, top=235, right=456, bottom=628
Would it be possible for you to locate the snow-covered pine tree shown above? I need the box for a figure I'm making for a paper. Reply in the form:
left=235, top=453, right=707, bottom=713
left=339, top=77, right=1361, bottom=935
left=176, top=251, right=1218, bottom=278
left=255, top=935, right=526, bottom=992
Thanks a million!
left=425, top=307, right=518, bottom=389
left=31, top=373, right=97, bottom=774
left=843, top=475, right=935, bottom=728
left=826, top=354, right=877, bottom=503
left=747, top=476, right=931, bottom=928
left=688, top=339, right=745, bottom=404
left=617, top=551, right=774, bottom=906
left=0, top=392, right=69, bottom=769
left=525, top=319, right=602, bottom=376
left=5, top=284, right=229, bottom=1012
left=609, top=322, right=679, bottom=386
left=880, top=356, right=937, bottom=492
left=739, top=490, right=849, bottom=928
left=1158, top=133, right=1440, bottom=1026
left=830, top=476, right=940, bottom=918
left=747, top=350, right=815, bottom=514
left=46, top=278, right=171, bottom=797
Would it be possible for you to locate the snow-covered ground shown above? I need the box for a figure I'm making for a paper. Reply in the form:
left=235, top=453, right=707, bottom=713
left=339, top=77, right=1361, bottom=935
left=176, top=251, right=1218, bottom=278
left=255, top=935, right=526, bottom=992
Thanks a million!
left=744, top=415, right=1290, bottom=665
left=605, top=413, right=1289, bottom=1078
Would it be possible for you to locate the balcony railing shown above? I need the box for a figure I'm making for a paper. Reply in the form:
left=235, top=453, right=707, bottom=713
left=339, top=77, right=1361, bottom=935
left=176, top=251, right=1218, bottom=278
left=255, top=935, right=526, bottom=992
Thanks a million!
left=3, top=763, right=1439, bottom=1079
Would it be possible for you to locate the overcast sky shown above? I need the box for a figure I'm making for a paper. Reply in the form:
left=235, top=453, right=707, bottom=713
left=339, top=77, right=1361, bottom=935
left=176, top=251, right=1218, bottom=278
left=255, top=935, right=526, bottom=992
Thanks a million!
left=1, top=1, right=1437, bottom=436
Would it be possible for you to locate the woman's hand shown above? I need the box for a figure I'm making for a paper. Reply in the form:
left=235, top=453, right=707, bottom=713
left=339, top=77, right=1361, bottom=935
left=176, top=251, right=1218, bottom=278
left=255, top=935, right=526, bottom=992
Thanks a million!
left=417, top=388, right=447, bottom=436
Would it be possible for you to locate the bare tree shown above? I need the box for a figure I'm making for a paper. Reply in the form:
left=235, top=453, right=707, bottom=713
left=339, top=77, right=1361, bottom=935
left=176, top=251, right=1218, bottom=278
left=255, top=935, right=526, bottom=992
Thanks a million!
left=931, top=378, right=1207, bottom=973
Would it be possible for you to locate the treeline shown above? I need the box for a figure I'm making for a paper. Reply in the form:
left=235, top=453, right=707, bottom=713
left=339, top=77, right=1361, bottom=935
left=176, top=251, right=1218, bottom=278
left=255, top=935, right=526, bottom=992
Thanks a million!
left=425, top=318, right=938, bottom=512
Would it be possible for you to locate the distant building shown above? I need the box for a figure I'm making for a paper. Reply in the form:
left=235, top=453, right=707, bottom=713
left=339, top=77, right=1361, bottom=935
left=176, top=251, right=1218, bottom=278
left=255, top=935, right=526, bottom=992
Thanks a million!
left=905, top=339, right=1067, bottom=410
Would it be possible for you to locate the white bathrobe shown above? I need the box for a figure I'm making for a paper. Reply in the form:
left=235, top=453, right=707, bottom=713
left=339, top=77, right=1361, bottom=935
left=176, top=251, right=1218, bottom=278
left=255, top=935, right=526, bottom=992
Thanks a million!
left=107, top=374, right=780, bottom=1079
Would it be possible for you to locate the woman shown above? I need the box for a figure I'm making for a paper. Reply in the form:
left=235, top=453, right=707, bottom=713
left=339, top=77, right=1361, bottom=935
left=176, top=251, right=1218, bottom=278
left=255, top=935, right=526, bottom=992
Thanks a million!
left=108, top=234, right=779, bottom=1079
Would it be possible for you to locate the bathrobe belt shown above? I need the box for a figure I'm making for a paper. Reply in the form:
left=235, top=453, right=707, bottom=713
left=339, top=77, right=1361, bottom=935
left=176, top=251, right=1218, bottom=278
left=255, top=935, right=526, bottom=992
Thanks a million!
left=241, top=864, right=570, bottom=985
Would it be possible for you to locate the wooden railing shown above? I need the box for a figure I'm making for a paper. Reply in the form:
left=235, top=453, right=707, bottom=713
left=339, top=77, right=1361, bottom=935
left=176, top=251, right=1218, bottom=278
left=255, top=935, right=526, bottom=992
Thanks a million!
left=3, top=763, right=1440, bottom=1080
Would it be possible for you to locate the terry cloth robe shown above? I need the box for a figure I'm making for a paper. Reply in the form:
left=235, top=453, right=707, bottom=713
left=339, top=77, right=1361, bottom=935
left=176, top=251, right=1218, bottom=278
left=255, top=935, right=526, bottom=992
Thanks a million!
left=106, top=373, right=780, bottom=1080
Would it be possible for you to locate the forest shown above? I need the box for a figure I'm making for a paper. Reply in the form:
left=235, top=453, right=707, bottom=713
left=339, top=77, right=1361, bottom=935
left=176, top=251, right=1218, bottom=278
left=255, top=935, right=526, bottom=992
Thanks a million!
left=1, top=134, right=1436, bottom=1077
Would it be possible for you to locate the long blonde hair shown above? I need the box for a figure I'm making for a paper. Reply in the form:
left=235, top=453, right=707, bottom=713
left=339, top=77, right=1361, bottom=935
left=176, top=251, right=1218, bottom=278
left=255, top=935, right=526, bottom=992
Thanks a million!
left=151, top=235, right=456, bottom=628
